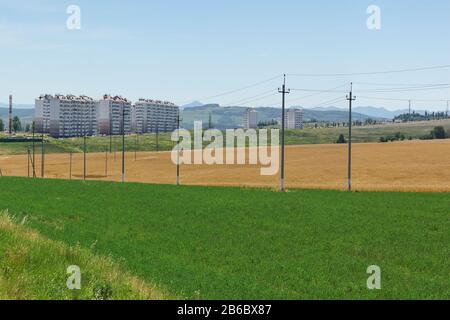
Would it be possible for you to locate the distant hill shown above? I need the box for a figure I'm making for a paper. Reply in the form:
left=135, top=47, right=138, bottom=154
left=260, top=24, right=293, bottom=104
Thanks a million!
left=0, top=105, right=34, bottom=126
left=314, top=106, right=428, bottom=119
left=181, top=101, right=204, bottom=109
left=181, top=104, right=385, bottom=129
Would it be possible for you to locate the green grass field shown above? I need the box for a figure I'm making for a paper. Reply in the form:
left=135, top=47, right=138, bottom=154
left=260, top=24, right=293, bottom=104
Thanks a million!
left=1, top=119, right=449, bottom=155
left=0, top=177, right=448, bottom=300
left=0, top=212, right=169, bottom=300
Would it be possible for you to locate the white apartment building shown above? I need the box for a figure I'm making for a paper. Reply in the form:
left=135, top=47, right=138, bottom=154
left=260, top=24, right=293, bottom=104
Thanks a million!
left=284, top=108, right=304, bottom=129
left=97, top=95, right=132, bottom=135
left=244, top=108, right=258, bottom=129
left=35, top=94, right=97, bottom=138
left=35, top=95, right=52, bottom=133
left=132, top=99, right=179, bottom=133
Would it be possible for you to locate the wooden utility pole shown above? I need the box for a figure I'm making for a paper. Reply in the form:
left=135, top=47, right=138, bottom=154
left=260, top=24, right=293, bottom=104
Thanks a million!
left=278, top=74, right=290, bottom=192
left=346, top=83, right=356, bottom=192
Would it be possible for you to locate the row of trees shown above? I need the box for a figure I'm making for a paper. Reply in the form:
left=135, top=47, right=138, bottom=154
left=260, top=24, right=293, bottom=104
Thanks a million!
left=394, top=112, right=449, bottom=122
left=0, top=117, right=25, bottom=133
left=378, top=126, right=450, bottom=143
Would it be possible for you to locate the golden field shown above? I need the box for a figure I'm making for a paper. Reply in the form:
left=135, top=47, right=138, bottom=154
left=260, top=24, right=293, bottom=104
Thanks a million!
left=0, top=139, right=449, bottom=192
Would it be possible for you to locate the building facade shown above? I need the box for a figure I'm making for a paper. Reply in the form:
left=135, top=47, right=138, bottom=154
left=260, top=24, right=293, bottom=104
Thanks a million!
left=284, top=108, right=304, bottom=129
left=35, top=95, right=52, bottom=133
left=36, top=94, right=97, bottom=138
left=132, top=99, right=179, bottom=133
left=244, top=108, right=258, bottom=129
left=97, top=95, right=132, bottom=135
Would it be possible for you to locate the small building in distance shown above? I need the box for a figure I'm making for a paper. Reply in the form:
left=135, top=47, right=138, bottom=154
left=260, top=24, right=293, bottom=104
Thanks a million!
left=132, top=99, right=179, bottom=133
left=97, top=95, right=132, bottom=135
left=244, top=108, right=258, bottom=129
left=284, top=108, right=304, bottom=129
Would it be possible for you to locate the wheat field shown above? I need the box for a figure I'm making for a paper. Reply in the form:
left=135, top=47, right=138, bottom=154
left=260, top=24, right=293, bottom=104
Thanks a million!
left=0, top=139, right=449, bottom=192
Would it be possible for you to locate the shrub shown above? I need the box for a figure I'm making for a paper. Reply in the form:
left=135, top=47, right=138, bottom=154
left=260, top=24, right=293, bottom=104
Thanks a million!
left=431, top=126, right=446, bottom=139
left=336, top=134, right=347, bottom=144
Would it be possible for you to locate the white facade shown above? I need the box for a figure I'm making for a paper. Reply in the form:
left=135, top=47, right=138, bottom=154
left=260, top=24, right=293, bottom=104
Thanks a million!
left=244, top=108, right=258, bottom=129
left=284, top=108, right=304, bottom=129
left=132, top=99, right=179, bottom=133
left=35, top=95, right=51, bottom=133
left=97, top=95, right=132, bottom=135
left=36, top=95, right=97, bottom=138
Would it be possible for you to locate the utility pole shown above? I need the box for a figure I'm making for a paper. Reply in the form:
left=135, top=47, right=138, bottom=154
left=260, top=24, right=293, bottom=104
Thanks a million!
left=27, top=148, right=31, bottom=178
left=346, top=83, right=356, bottom=192
left=446, top=100, right=449, bottom=118
left=69, top=152, right=72, bottom=180
left=41, top=120, right=45, bottom=178
left=408, top=100, right=412, bottom=122
left=176, top=111, right=182, bottom=186
left=9, top=95, right=12, bottom=135
left=135, top=133, right=138, bottom=161
left=83, top=135, right=87, bottom=181
left=278, top=74, right=290, bottom=192
left=32, top=121, right=36, bottom=177
left=109, top=111, right=113, bottom=153
left=156, top=127, right=159, bottom=152
left=122, top=104, right=126, bottom=183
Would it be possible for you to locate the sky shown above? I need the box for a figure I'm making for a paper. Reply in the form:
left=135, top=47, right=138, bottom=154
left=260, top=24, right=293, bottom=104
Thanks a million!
left=1, top=0, right=450, bottom=111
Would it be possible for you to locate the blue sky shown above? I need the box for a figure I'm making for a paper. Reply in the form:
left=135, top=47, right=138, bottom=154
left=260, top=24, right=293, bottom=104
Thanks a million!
left=1, top=0, right=450, bottom=110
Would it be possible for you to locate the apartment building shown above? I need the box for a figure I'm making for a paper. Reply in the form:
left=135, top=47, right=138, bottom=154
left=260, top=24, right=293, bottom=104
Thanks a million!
left=35, top=95, right=52, bottom=133
left=35, top=94, right=97, bottom=138
left=97, top=95, right=132, bottom=135
left=244, top=108, right=258, bottom=129
left=284, top=108, right=304, bottom=129
left=132, top=99, right=179, bottom=133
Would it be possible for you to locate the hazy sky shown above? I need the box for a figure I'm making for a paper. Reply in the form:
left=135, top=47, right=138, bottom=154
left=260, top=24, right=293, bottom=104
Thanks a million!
left=1, top=0, right=450, bottom=110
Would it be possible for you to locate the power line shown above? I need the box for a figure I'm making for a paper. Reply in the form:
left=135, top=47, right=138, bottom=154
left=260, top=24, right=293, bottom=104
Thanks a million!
left=225, top=89, right=277, bottom=106
left=357, top=85, right=450, bottom=93
left=290, top=84, right=450, bottom=93
left=179, top=74, right=283, bottom=105
left=354, top=82, right=450, bottom=86
left=287, top=64, right=450, bottom=77
left=308, top=96, right=346, bottom=109
left=358, top=96, right=450, bottom=102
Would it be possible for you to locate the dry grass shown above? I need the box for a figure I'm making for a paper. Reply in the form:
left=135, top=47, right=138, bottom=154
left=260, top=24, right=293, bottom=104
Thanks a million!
left=0, top=139, right=449, bottom=192
left=0, top=211, right=171, bottom=300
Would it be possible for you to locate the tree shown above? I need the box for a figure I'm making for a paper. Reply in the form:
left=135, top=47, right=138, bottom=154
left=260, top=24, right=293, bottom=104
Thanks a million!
left=336, top=134, right=347, bottom=144
left=0, top=119, right=4, bottom=132
left=12, top=116, right=22, bottom=133
left=431, top=126, right=446, bottom=139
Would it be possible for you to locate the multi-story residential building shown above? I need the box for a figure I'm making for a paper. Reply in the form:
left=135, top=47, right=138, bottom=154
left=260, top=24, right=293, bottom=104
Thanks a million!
left=132, top=99, right=179, bottom=133
left=36, top=94, right=97, bottom=138
left=97, top=95, right=132, bottom=135
left=284, top=108, right=304, bottom=129
left=35, top=95, right=52, bottom=133
left=244, top=108, right=258, bottom=129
